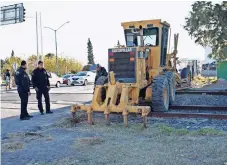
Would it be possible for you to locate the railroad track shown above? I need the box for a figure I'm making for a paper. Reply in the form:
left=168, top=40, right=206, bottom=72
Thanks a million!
left=150, top=105, right=227, bottom=120
left=176, top=90, right=227, bottom=95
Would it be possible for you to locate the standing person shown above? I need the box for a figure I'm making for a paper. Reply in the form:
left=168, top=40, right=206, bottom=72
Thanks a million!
left=15, top=60, right=33, bottom=120
left=32, top=61, right=53, bottom=115
left=94, top=64, right=108, bottom=84
left=5, top=69, right=11, bottom=90
left=93, top=64, right=108, bottom=94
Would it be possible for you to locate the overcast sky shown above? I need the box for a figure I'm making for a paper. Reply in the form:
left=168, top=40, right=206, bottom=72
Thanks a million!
left=0, top=1, right=206, bottom=68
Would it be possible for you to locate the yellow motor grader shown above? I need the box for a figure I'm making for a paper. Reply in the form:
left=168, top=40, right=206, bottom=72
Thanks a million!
left=71, top=19, right=190, bottom=127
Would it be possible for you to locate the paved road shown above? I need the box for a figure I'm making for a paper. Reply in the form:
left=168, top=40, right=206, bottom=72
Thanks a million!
left=1, top=85, right=93, bottom=119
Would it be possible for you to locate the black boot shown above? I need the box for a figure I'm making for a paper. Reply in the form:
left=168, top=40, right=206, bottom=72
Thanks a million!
left=46, top=111, right=53, bottom=114
left=20, top=116, right=30, bottom=121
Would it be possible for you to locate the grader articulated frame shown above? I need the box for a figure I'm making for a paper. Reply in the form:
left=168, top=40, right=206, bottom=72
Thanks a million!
left=71, top=19, right=185, bottom=127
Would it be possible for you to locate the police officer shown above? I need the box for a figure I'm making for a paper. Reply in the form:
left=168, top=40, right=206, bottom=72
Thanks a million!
left=95, top=64, right=108, bottom=84
left=15, top=60, right=33, bottom=120
left=32, top=61, right=53, bottom=115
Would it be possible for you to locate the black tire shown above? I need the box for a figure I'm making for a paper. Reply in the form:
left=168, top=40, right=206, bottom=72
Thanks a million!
left=95, top=76, right=108, bottom=85
left=151, top=75, right=170, bottom=112
left=181, top=67, right=191, bottom=82
left=164, top=71, right=176, bottom=105
left=56, top=82, right=60, bottom=88
left=83, top=80, right=88, bottom=86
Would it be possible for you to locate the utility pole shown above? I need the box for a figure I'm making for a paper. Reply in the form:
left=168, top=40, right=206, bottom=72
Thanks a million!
left=35, top=11, right=39, bottom=65
left=40, top=12, right=44, bottom=64
left=44, top=21, right=70, bottom=75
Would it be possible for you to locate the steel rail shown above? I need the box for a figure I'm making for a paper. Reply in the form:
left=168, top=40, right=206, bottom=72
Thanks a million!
left=151, top=112, right=227, bottom=119
left=176, top=90, right=227, bottom=95
left=169, top=105, right=227, bottom=111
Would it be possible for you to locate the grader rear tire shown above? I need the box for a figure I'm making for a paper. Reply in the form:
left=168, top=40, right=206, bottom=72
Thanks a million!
left=151, top=75, right=170, bottom=112
left=164, top=71, right=176, bottom=105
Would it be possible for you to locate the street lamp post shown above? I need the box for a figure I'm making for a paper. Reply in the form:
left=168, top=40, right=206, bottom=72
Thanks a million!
left=44, top=21, right=70, bottom=75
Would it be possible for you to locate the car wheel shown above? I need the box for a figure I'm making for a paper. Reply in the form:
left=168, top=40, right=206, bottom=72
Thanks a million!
left=56, top=82, right=60, bottom=88
left=84, top=80, right=88, bottom=86
left=67, top=79, right=71, bottom=86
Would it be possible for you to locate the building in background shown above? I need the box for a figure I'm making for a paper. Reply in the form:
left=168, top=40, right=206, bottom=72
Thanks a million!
left=201, top=46, right=217, bottom=77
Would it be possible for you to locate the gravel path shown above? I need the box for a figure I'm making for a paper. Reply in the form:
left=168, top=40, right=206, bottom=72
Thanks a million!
left=2, top=110, right=227, bottom=165
left=173, top=95, right=227, bottom=106
left=2, top=79, right=227, bottom=165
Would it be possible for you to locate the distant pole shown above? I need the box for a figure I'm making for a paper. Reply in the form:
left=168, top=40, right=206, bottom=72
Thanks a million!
left=36, top=11, right=39, bottom=65
left=44, top=21, right=69, bottom=75
left=54, top=30, right=58, bottom=74
left=40, top=12, right=44, bottom=64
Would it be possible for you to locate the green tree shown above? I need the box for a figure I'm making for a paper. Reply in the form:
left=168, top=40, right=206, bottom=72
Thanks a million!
left=87, top=38, right=95, bottom=64
left=45, top=53, right=55, bottom=58
left=2, top=56, right=22, bottom=76
left=1, top=59, right=5, bottom=69
left=82, top=64, right=91, bottom=71
left=184, top=1, right=227, bottom=61
left=27, top=55, right=38, bottom=74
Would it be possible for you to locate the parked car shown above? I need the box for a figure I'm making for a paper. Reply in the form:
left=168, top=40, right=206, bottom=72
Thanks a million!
left=67, top=71, right=96, bottom=86
left=62, top=74, right=75, bottom=85
left=47, top=72, right=63, bottom=88
left=28, top=72, right=63, bottom=88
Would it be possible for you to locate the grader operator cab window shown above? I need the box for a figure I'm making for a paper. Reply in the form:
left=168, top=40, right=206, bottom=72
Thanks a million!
left=124, top=27, right=159, bottom=47
left=124, top=28, right=140, bottom=47
left=137, top=28, right=159, bottom=46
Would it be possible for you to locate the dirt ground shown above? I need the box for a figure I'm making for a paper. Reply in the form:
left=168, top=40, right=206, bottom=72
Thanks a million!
left=2, top=77, right=227, bottom=165
left=2, top=111, right=227, bottom=165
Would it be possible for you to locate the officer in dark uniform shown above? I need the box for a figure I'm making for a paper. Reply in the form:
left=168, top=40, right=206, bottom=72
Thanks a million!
left=15, top=60, right=33, bottom=120
left=32, top=61, right=53, bottom=115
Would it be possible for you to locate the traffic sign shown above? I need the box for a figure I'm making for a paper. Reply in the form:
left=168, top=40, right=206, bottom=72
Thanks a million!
left=0, top=3, right=26, bottom=26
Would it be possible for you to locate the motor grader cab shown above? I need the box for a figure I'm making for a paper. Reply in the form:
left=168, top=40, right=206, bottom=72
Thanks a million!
left=71, top=19, right=181, bottom=127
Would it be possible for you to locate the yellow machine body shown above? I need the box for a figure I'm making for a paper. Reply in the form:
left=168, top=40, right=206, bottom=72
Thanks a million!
left=71, top=19, right=186, bottom=127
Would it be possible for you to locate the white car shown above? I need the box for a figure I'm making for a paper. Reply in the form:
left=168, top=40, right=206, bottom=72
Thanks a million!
left=68, top=71, right=96, bottom=86
left=47, top=72, right=63, bottom=88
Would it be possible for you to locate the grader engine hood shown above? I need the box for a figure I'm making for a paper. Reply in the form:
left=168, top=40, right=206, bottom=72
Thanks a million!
left=108, top=48, right=137, bottom=83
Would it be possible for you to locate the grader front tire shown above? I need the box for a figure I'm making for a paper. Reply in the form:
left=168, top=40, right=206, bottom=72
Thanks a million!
left=164, top=71, right=176, bottom=105
left=151, top=76, right=170, bottom=112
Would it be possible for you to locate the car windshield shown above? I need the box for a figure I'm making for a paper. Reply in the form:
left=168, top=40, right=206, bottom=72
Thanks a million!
left=63, top=75, right=70, bottom=78
left=76, top=72, right=87, bottom=76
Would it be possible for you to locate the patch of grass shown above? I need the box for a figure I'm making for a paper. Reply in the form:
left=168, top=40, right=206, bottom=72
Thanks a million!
left=190, top=128, right=226, bottom=136
left=175, top=129, right=189, bottom=136
left=77, top=136, right=104, bottom=146
left=157, top=124, right=175, bottom=135
left=155, top=124, right=226, bottom=137
left=51, top=118, right=76, bottom=128
left=5, top=132, right=49, bottom=143
left=51, top=113, right=87, bottom=128
left=74, top=136, right=104, bottom=150
left=2, top=142, right=24, bottom=152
